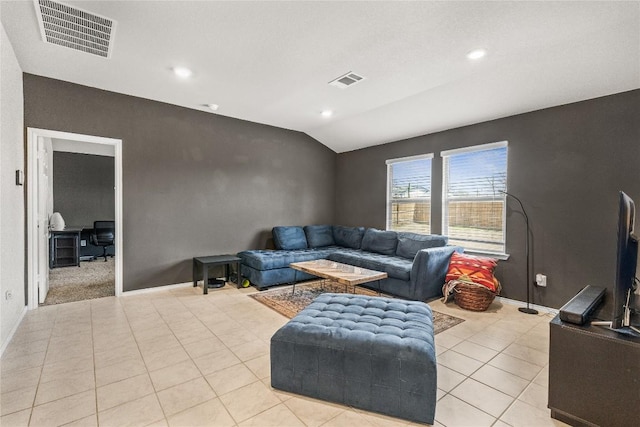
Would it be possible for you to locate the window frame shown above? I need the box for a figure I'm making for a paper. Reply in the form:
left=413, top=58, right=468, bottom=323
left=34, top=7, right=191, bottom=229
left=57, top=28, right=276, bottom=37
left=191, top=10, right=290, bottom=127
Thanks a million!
left=441, top=141, right=509, bottom=257
left=385, top=153, right=434, bottom=234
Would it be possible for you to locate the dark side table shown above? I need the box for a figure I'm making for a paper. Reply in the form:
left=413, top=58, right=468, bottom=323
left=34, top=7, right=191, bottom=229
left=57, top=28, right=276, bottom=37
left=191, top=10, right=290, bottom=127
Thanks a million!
left=50, top=228, right=82, bottom=268
left=192, top=255, right=241, bottom=295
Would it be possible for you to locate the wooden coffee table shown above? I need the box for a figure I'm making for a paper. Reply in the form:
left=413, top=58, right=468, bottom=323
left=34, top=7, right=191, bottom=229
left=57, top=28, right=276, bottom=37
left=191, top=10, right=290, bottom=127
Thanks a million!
left=289, top=259, right=387, bottom=295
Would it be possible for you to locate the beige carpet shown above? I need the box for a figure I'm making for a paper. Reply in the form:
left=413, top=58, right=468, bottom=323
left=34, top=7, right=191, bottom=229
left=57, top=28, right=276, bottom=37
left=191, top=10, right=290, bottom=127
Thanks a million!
left=43, top=257, right=115, bottom=305
left=250, top=280, right=464, bottom=335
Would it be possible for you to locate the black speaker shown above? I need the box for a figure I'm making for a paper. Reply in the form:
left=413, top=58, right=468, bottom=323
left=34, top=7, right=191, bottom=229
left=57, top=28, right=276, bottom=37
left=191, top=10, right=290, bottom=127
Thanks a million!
left=559, top=285, right=606, bottom=325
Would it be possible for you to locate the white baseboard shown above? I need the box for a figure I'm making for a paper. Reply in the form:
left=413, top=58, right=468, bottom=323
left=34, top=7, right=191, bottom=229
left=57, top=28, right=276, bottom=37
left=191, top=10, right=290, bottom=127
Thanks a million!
left=121, top=282, right=193, bottom=296
left=496, top=296, right=558, bottom=315
left=0, top=305, right=28, bottom=357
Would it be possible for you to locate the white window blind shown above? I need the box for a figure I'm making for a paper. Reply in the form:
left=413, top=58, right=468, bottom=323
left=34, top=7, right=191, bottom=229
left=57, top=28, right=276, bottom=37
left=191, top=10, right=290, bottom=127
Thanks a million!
left=442, top=141, right=508, bottom=254
left=386, top=154, right=433, bottom=234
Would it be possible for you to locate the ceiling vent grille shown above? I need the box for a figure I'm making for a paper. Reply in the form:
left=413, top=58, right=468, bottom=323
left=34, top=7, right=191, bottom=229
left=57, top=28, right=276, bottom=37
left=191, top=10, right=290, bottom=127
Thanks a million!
left=34, top=0, right=116, bottom=58
left=329, top=72, right=365, bottom=89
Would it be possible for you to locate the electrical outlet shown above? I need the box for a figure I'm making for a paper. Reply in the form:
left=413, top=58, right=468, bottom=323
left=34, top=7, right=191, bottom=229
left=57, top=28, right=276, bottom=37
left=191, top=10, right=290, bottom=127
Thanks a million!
left=536, top=274, right=547, bottom=287
left=80, top=239, right=87, bottom=247
left=5, top=290, right=13, bottom=300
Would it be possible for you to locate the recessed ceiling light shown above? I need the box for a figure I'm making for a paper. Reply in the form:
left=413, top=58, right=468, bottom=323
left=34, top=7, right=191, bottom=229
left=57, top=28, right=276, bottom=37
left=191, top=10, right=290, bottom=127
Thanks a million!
left=321, top=110, right=333, bottom=118
left=466, top=49, right=487, bottom=60
left=173, top=66, right=193, bottom=78
left=207, top=104, right=219, bottom=111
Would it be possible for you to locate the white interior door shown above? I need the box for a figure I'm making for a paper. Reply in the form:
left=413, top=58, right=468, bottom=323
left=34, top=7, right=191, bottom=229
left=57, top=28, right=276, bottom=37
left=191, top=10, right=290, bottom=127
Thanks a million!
left=37, top=136, right=53, bottom=304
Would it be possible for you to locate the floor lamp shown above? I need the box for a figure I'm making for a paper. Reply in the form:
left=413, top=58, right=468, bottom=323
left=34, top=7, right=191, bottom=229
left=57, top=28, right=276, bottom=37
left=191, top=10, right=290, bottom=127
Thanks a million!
left=502, top=191, right=538, bottom=315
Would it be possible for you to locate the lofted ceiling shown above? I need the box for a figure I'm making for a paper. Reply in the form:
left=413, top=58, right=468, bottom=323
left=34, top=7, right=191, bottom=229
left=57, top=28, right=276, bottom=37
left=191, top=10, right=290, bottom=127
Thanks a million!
left=1, top=1, right=639, bottom=153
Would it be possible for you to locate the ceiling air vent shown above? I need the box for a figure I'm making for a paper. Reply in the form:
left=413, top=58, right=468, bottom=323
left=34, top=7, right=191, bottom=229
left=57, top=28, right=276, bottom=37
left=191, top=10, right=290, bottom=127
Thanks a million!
left=329, top=72, right=365, bottom=89
left=34, top=0, right=116, bottom=58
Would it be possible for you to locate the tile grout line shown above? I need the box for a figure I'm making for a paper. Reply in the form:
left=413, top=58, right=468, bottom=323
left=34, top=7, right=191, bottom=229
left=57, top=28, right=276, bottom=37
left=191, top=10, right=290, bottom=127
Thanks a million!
left=435, top=314, right=550, bottom=426
left=136, top=287, right=260, bottom=423
left=433, top=309, right=548, bottom=424
left=172, top=286, right=243, bottom=425
left=24, top=315, right=52, bottom=426
left=117, top=297, right=169, bottom=426
left=193, top=286, right=279, bottom=426
left=28, top=305, right=62, bottom=424
left=164, top=293, right=234, bottom=425
left=25, top=305, right=93, bottom=425
left=91, top=300, right=99, bottom=426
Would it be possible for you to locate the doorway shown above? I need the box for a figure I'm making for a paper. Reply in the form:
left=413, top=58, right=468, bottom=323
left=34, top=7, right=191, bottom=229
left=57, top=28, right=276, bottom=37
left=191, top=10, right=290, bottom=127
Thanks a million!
left=26, top=128, right=123, bottom=309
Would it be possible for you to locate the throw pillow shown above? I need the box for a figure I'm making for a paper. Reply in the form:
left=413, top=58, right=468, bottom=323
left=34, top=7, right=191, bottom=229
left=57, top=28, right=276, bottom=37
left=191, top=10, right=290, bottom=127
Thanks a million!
left=446, top=252, right=499, bottom=292
left=361, top=228, right=398, bottom=255
left=333, top=225, right=365, bottom=249
left=304, top=225, right=335, bottom=248
left=272, top=226, right=308, bottom=250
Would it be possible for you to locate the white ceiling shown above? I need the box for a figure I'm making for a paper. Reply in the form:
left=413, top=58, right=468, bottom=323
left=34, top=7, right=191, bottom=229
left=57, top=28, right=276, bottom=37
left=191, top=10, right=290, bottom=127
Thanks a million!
left=2, top=1, right=639, bottom=153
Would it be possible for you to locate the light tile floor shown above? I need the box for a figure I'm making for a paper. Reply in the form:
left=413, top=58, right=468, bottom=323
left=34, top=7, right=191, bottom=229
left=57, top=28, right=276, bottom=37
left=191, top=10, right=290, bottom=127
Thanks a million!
left=1, top=284, right=569, bottom=427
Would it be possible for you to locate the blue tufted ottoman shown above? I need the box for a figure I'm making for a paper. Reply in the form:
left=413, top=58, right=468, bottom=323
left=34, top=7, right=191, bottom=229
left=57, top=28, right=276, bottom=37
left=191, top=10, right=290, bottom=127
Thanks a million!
left=270, top=293, right=437, bottom=424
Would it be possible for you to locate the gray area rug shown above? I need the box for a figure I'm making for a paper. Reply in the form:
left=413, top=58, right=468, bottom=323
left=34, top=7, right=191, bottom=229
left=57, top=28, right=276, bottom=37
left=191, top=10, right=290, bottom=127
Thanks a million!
left=43, top=257, right=115, bottom=305
left=250, top=280, right=464, bottom=335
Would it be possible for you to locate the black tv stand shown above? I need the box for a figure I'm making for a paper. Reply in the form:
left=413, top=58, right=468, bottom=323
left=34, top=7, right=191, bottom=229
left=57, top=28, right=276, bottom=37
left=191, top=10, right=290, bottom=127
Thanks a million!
left=549, top=315, right=640, bottom=426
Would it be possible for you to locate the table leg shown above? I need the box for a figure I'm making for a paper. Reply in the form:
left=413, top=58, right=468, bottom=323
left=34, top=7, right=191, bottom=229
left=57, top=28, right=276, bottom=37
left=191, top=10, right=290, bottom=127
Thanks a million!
left=291, top=270, right=298, bottom=296
left=203, top=264, right=208, bottom=295
left=193, top=260, right=197, bottom=288
left=235, top=261, right=241, bottom=288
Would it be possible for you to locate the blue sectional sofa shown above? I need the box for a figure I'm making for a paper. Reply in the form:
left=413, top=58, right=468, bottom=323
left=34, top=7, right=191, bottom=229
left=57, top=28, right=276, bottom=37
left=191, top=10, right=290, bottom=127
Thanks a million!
left=238, top=225, right=462, bottom=301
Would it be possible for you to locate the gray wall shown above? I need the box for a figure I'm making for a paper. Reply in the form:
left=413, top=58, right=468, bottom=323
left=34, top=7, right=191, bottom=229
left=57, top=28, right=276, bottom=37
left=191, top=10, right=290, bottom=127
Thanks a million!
left=336, top=90, right=640, bottom=310
left=24, top=74, right=336, bottom=291
left=53, top=152, right=115, bottom=227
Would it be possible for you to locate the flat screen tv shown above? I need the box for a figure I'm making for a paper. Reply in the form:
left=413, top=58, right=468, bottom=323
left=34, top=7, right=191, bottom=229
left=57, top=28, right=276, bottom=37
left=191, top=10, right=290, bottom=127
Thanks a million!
left=611, top=191, right=639, bottom=330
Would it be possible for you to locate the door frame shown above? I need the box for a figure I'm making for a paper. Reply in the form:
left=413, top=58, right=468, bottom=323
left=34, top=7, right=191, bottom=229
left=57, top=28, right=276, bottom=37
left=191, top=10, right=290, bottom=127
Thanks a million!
left=26, top=128, right=123, bottom=309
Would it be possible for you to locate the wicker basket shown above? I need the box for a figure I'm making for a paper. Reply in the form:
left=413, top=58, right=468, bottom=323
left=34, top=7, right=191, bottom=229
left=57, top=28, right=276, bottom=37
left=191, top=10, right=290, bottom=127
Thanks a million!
left=451, top=280, right=500, bottom=311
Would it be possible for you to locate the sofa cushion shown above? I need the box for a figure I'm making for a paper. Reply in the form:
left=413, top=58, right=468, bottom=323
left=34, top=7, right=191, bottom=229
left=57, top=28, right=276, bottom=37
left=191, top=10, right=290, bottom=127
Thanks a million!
left=328, top=250, right=412, bottom=282
left=238, top=247, right=340, bottom=271
left=396, top=232, right=448, bottom=259
left=304, top=225, right=335, bottom=248
left=361, top=228, right=398, bottom=256
left=333, top=226, right=365, bottom=249
left=273, top=226, right=308, bottom=250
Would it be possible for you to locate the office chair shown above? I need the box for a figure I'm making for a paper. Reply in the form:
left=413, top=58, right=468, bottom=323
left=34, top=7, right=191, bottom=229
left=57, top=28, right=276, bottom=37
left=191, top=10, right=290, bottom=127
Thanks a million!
left=90, top=221, right=115, bottom=262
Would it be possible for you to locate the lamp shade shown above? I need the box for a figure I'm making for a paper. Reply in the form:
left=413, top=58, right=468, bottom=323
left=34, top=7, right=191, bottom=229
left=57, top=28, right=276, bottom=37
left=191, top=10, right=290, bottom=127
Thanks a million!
left=50, top=212, right=65, bottom=231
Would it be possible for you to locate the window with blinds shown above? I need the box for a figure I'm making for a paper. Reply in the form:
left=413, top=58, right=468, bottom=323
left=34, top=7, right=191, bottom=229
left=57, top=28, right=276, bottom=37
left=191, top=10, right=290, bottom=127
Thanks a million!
left=441, top=141, right=508, bottom=254
left=386, top=154, right=433, bottom=234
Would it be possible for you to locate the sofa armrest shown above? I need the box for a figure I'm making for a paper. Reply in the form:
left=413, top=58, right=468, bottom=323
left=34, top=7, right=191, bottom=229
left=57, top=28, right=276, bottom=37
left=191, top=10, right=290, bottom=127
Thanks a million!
left=411, top=246, right=463, bottom=301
